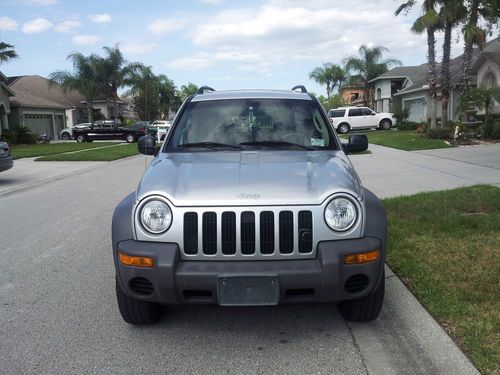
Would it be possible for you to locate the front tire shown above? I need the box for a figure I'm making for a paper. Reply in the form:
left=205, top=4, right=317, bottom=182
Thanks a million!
left=76, top=134, right=86, bottom=143
left=379, top=119, right=392, bottom=130
left=61, top=132, right=71, bottom=140
left=338, top=270, right=385, bottom=322
left=337, top=123, right=350, bottom=134
left=115, top=278, right=163, bottom=325
left=125, top=133, right=136, bottom=143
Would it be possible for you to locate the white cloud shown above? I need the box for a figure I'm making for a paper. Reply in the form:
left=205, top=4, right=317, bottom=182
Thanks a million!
left=31, top=0, right=57, bottom=5
left=199, top=0, right=223, bottom=4
left=0, top=16, right=18, bottom=31
left=148, top=18, right=186, bottom=35
left=121, top=42, right=158, bottom=55
left=89, top=14, right=112, bottom=23
left=21, top=18, right=53, bottom=34
left=55, top=20, right=81, bottom=33
left=167, top=53, right=213, bottom=70
left=72, top=34, right=101, bottom=45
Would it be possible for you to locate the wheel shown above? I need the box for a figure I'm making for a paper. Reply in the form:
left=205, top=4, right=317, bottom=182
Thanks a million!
left=86, top=139, right=94, bottom=143
left=379, top=119, right=392, bottom=130
left=61, top=132, right=71, bottom=140
left=115, top=277, right=163, bottom=325
left=125, top=133, right=136, bottom=143
left=338, top=270, right=385, bottom=322
left=76, top=134, right=86, bottom=143
left=337, top=123, right=350, bottom=134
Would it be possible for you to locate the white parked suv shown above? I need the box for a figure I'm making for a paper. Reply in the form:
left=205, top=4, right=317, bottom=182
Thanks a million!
left=328, top=107, right=394, bottom=134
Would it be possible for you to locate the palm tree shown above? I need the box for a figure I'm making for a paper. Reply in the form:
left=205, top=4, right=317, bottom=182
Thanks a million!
left=157, top=74, right=177, bottom=118
left=396, top=0, right=440, bottom=128
left=179, top=83, right=198, bottom=101
left=469, top=85, right=500, bottom=118
left=95, top=45, right=142, bottom=120
left=438, top=0, right=466, bottom=125
left=49, top=53, right=100, bottom=122
left=0, top=42, right=18, bottom=64
left=461, top=0, right=499, bottom=102
left=124, top=65, right=160, bottom=121
left=344, top=45, right=402, bottom=108
left=309, top=63, right=346, bottom=99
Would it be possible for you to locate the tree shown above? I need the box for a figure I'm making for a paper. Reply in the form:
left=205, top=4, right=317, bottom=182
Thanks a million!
left=95, top=45, right=142, bottom=120
left=49, top=53, right=100, bottom=122
left=179, top=83, right=199, bottom=101
left=438, top=0, right=466, bottom=124
left=461, top=0, right=499, bottom=102
left=396, top=0, right=440, bottom=128
left=469, top=85, right=500, bottom=118
left=124, top=65, right=161, bottom=121
left=309, top=63, right=346, bottom=99
left=344, top=45, right=402, bottom=108
left=0, top=42, right=18, bottom=64
left=157, top=74, right=177, bottom=118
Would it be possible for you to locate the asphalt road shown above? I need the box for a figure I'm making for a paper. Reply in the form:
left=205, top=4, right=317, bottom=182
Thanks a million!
left=0, top=154, right=479, bottom=375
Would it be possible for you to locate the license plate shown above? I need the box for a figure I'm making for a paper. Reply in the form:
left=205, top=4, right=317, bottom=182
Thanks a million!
left=218, top=276, right=279, bottom=306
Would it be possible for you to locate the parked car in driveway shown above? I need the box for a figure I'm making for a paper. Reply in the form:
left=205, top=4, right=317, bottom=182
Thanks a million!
left=328, top=107, right=394, bottom=134
left=0, top=141, right=13, bottom=172
left=149, top=120, right=171, bottom=141
left=112, top=85, right=387, bottom=325
left=72, top=121, right=148, bottom=143
left=59, top=122, right=91, bottom=140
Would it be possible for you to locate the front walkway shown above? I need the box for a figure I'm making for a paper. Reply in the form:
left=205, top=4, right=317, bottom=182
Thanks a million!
left=350, top=143, right=500, bottom=198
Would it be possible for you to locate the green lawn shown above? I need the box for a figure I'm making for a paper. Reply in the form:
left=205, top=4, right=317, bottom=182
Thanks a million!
left=11, top=142, right=117, bottom=159
left=359, top=130, right=453, bottom=151
left=383, top=185, right=500, bottom=374
left=35, top=143, right=139, bottom=161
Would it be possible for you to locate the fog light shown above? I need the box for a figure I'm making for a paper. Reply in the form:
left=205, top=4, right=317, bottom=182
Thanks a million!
left=344, top=250, right=380, bottom=264
left=119, top=252, right=154, bottom=267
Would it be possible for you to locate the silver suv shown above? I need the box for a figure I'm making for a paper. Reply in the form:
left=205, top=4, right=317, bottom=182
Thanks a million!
left=112, top=86, right=387, bottom=324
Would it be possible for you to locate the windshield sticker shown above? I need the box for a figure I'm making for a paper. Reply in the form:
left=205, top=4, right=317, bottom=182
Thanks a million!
left=311, top=138, right=325, bottom=147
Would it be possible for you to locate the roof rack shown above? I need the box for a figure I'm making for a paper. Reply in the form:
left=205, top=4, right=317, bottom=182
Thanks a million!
left=197, top=86, right=216, bottom=94
left=291, top=85, right=307, bottom=93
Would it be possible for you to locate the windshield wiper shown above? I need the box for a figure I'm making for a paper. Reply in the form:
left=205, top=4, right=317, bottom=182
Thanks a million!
left=239, top=141, right=314, bottom=150
left=177, top=142, right=241, bottom=150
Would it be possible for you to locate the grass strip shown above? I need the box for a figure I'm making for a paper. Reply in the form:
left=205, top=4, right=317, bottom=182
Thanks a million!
left=35, top=143, right=139, bottom=161
left=383, top=185, right=500, bottom=374
left=11, top=142, right=117, bottom=159
left=367, top=130, right=453, bottom=151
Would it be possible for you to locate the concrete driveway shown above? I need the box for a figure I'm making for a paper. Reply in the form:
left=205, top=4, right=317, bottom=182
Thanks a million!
left=350, top=143, right=500, bottom=198
left=0, top=145, right=489, bottom=374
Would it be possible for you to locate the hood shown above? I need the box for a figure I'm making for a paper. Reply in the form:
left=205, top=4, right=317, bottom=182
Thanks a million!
left=136, top=151, right=363, bottom=206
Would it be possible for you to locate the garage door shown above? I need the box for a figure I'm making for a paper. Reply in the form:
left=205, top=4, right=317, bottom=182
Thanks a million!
left=23, top=114, right=53, bottom=138
left=405, top=98, right=426, bottom=122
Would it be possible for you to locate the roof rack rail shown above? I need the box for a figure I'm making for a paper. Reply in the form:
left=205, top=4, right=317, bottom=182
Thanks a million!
left=291, top=85, right=307, bottom=93
left=197, top=86, right=216, bottom=94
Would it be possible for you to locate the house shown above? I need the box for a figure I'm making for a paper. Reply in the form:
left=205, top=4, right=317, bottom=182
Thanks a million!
left=6, top=75, right=84, bottom=140
left=0, top=71, right=15, bottom=137
left=369, top=37, right=500, bottom=122
left=339, top=85, right=366, bottom=106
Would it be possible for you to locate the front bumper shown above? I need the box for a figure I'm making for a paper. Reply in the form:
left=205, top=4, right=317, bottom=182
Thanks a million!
left=0, top=156, right=13, bottom=172
left=114, top=237, right=384, bottom=305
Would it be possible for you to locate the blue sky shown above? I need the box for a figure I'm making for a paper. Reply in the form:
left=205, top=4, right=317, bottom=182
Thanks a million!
left=0, top=0, right=466, bottom=96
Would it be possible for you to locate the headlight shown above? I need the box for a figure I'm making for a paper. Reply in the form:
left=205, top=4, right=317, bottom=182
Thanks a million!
left=324, top=196, right=357, bottom=231
left=140, top=200, right=172, bottom=234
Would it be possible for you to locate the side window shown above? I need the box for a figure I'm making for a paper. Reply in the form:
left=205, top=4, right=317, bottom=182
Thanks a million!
left=361, top=108, right=374, bottom=116
left=348, top=108, right=362, bottom=117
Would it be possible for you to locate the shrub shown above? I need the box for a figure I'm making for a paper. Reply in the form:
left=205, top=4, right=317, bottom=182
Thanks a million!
left=398, top=121, right=421, bottom=130
left=393, top=105, right=410, bottom=128
left=483, top=117, right=495, bottom=138
left=426, top=127, right=451, bottom=139
left=490, top=122, right=500, bottom=140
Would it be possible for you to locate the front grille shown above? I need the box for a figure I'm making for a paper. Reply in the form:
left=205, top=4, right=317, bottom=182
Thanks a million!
left=182, top=210, right=313, bottom=258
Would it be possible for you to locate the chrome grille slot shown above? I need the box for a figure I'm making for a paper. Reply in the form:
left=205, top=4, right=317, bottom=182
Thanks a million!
left=180, top=208, right=316, bottom=260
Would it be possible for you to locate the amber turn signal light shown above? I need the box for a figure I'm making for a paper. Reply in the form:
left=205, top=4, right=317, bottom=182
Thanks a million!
left=118, top=252, right=154, bottom=267
left=344, top=249, right=380, bottom=264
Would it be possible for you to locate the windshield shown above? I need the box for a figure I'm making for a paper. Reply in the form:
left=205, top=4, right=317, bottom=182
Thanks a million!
left=167, top=98, right=337, bottom=151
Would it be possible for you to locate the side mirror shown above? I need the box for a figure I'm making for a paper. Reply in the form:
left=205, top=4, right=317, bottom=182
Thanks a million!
left=138, top=135, right=159, bottom=156
left=343, top=134, right=368, bottom=154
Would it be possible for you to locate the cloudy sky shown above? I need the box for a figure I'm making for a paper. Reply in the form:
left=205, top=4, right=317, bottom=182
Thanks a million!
left=0, top=0, right=466, bottom=96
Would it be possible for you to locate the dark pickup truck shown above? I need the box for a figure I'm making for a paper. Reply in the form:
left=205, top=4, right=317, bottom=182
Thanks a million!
left=72, top=121, right=148, bottom=143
